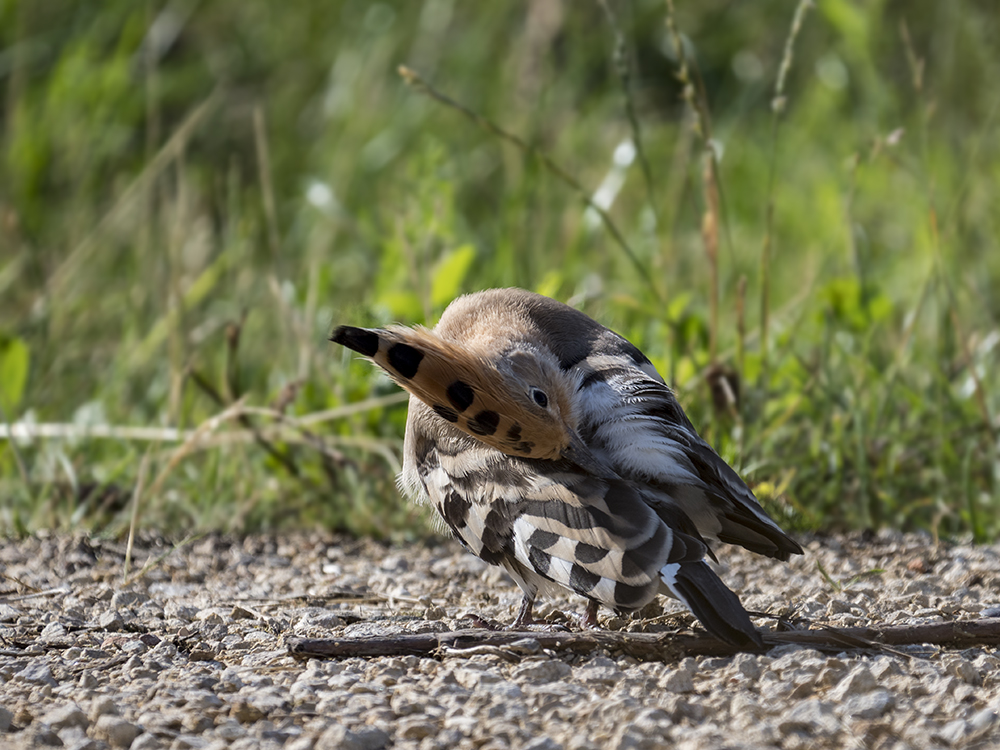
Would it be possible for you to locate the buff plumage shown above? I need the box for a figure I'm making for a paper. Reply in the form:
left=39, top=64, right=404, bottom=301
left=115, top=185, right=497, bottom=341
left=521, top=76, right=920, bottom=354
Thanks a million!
left=332, top=288, right=801, bottom=649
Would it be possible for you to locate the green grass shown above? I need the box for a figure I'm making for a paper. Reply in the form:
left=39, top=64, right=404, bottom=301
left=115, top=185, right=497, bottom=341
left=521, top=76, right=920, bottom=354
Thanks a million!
left=1, top=1, right=998, bottom=541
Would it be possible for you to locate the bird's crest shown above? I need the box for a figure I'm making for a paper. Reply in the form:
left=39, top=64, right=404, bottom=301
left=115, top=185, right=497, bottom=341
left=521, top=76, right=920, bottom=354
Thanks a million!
left=331, top=324, right=570, bottom=460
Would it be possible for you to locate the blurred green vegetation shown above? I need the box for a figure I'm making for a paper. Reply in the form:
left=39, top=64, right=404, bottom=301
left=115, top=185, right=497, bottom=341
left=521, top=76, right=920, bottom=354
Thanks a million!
left=1, top=0, right=998, bottom=541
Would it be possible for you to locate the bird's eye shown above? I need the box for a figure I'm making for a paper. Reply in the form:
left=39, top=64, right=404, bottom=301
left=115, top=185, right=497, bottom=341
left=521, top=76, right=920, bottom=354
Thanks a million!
left=530, top=388, right=549, bottom=408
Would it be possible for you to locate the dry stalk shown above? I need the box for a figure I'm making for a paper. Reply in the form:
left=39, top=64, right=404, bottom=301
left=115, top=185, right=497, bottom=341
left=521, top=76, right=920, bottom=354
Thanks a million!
left=397, top=65, right=661, bottom=302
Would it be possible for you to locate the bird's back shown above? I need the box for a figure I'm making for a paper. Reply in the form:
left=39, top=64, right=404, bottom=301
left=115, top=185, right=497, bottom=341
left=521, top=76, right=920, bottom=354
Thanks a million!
left=421, top=288, right=801, bottom=561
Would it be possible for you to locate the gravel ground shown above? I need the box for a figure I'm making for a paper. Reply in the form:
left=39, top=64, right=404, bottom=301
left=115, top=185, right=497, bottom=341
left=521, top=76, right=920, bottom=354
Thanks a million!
left=2, top=530, right=1000, bottom=750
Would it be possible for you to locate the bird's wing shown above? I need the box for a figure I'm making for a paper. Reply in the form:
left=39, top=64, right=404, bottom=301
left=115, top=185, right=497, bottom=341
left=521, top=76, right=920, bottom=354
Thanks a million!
left=404, top=403, right=762, bottom=648
left=573, top=354, right=803, bottom=561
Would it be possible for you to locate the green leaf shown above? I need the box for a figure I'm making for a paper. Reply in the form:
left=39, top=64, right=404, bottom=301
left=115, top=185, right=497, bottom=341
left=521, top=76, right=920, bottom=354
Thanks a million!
left=0, top=335, right=30, bottom=413
left=431, top=244, right=476, bottom=308
left=666, top=292, right=692, bottom=321
left=379, top=290, right=424, bottom=322
left=535, top=270, right=563, bottom=300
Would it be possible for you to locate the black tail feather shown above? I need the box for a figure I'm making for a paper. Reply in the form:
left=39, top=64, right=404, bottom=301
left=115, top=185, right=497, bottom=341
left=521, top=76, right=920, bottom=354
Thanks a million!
left=715, top=500, right=803, bottom=562
left=665, top=562, right=765, bottom=650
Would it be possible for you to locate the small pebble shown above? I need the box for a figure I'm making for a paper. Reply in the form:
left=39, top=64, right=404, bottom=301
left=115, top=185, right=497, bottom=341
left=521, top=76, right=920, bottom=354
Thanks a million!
left=828, top=665, right=878, bottom=701
left=110, top=591, right=149, bottom=609
left=512, top=661, right=571, bottom=684
left=15, top=662, right=58, bottom=687
left=523, top=738, right=564, bottom=750
left=89, top=696, right=119, bottom=722
left=0, top=604, right=23, bottom=622
left=98, top=610, right=124, bottom=631
left=841, top=689, right=894, bottom=719
left=41, top=703, right=88, bottom=730
left=94, top=715, right=141, bottom=748
left=778, top=699, right=839, bottom=735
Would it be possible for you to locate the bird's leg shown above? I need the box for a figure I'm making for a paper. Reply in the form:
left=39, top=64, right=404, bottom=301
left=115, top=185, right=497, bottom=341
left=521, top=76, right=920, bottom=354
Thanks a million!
left=465, top=614, right=503, bottom=631
left=580, top=600, right=600, bottom=629
left=512, top=596, right=536, bottom=629
left=510, top=596, right=571, bottom=632
left=464, top=596, right=537, bottom=631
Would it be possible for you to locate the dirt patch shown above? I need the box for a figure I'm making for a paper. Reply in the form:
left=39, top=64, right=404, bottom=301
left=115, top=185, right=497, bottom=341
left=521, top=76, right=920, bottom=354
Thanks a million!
left=1, top=530, right=999, bottom=749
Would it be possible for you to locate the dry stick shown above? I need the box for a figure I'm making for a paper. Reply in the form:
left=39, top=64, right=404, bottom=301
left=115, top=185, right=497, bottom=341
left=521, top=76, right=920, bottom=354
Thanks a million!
left=166, top=142, right=189, bottom=426
left=0, top=572, right=43, bottom=596
left=0, top=423, right=187, bottom=441
left=188, top=367, right=304, bottom=480
left=49, top=90, right=220, bottom=300
left=0, top=587, right=68, bottom=602
left=759, top=0, right=813, bottom=394
left=311, top=392, right=412, bottom=421
left=142, top=398, right=249, bottom=502
left=735, top=275, right=748, bottom=456
left=0, top=393, right=409, bottom=442
left=123, top=450, right=152, bottom=582
left=598, top=0, right=659, bottom=223
left=253, top=105, right=282, bottom=263
left=701, top=155, right=720, bottom=365
left=223, top=312, right=247, bottom=404
left=397, top=65, right=662, bottom=303
left=899, top=22, right=995, bottom=442
left=287, top=617, right=1000, bottom=662
left=124, top=533, right=203, bottom=587
left=0, top=411, right=390, bottom=471
left=255, top=103, right=317, bottom=391
left=3, top=398, right=390, bottom=487
left=664, top=0, right=719, bottom=365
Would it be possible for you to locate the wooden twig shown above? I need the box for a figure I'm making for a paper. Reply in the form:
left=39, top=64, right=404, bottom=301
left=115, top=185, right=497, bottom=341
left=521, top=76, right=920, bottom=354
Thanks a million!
left=287, top=618, right=1000, bottom=662
left=188, top=363, right=304, bottom=480
left=0, top=586, right=70, bottom=602
left=0, top=394, right=408, bottom=443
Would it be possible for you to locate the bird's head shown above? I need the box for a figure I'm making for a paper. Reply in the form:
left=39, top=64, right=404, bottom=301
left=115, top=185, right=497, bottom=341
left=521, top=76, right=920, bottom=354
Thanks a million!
left=331, top=323, right=613, bottom=476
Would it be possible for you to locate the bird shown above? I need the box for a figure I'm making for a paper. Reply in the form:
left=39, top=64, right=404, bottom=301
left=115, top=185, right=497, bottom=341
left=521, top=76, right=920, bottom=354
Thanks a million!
left=331, top=288, right=802, bottom=649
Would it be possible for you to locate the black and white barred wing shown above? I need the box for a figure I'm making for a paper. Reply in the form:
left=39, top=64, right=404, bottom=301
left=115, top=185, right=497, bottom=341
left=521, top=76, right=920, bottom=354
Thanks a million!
left=405, top=415, right=763, bottom=648
left=575, top=359, right=803, bottom=562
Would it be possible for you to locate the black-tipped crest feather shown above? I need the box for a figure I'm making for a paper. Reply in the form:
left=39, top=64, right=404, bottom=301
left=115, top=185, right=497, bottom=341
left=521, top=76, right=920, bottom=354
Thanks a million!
left=330, top=323, right=571, bottom=460
left=331, top=325, right=380, bottom=357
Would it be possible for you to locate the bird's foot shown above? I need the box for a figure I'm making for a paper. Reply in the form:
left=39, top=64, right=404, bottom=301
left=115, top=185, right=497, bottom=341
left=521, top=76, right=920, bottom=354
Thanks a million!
left=462, top=612, right=568, bottom=632
left=579, top=599, right=601, bottom=629
left=464, top=598, right=573, bottom=632
left=463, top=613, right=505, bottom=631
left=510, top=597, right=570, bottom=632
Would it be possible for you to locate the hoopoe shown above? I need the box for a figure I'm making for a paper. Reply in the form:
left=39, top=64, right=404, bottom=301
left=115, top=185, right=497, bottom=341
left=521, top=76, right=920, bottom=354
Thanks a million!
left=332, top=288, right=801, bottom=649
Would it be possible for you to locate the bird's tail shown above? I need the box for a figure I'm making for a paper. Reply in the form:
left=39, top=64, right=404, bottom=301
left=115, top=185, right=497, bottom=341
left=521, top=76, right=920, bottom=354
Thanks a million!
left=660, top=561, right=764, bottom=650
